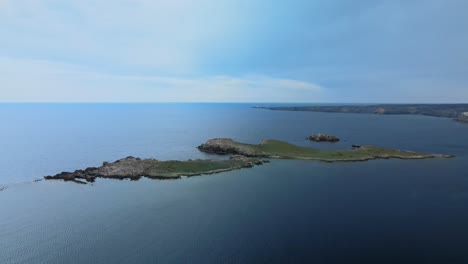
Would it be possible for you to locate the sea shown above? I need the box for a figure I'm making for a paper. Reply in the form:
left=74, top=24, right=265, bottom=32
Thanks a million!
left=0, top=103, right=467, bottom=264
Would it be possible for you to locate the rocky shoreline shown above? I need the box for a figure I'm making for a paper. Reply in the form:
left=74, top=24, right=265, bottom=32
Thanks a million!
left=45, top=155, right=268, bottom=184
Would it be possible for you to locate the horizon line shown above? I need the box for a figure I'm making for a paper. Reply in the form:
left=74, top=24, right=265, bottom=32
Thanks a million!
left=0, top=102, right=467, bottom=105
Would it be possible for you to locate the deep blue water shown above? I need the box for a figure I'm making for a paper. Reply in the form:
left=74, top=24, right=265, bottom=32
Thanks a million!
left=1, top=103, right=468, bottom=263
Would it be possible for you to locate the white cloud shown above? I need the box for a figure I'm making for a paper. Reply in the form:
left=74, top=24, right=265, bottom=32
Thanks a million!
left=0, top=1, right=324, bottom=102
left=0, top=58, right=323, bottom=102
left=0, top=0, right=257, bottom=73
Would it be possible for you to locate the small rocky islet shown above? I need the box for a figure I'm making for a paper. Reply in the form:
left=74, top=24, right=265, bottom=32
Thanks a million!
left=44, top=138, right=454, bottom=184
left=308, top=133, right=340, bottom=142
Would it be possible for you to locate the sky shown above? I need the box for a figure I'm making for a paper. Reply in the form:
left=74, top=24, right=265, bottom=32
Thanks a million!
left=0, top=0, right=467, bottom=103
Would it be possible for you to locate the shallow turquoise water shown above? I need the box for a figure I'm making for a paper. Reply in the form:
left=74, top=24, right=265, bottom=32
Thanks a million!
left=1, top=103, right=468, bottom=263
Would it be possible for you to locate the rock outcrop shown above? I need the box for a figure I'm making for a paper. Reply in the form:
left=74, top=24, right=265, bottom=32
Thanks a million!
left=308, top=133, right=340, bottom=142
left=197, top=138, right=259, bottom=156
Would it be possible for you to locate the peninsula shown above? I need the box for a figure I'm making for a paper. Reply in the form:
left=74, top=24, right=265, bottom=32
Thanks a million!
left=45, top=138, right=453, bottom=184
left=254, top=104, right=468, bottom=123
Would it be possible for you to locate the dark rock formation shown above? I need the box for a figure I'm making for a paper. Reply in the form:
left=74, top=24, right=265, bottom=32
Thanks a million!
left=197, top=138, right=259, bottom=156
left=308, top=133, right=340, bottom=142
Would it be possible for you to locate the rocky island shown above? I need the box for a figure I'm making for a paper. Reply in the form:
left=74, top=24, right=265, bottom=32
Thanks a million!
left=308, top=133, right=340, bottom=142
left=44, top=155, right=268, bottom=184
left=198, top=138, right=453, bottom=162
left=255, top=104, right=468, bottom=123
left=45, top=138, right=453, bottom=184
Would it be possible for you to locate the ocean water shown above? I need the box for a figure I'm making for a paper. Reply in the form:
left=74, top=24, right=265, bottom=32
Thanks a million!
left=0, top=103, right=468, bottom=263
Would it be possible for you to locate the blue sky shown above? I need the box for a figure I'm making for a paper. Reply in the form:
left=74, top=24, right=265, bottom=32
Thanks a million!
left=1, top=0, right=467, bottom=102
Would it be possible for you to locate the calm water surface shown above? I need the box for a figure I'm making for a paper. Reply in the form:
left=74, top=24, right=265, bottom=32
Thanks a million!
left=1, top=103, right=468, bottom=263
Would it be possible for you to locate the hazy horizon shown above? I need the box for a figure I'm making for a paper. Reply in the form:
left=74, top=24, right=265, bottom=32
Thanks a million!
left=6, top=100, right=468, bottom=105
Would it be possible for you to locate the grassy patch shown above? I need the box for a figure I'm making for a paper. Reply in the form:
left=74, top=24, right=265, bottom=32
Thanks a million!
left=251, top=140, right=435, bottom=161
left=144, top=159, right=250, bottom=176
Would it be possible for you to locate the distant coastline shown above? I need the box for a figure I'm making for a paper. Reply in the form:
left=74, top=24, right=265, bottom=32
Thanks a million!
left=254, top=104, right=468, bottom=123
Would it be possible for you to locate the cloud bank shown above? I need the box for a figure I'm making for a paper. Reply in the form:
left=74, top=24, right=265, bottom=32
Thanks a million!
left=0, top=58, right=322, bottom=102
left=0, top=0, right=467, bottom=102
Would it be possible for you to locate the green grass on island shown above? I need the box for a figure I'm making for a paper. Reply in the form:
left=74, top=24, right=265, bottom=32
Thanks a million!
left=198, top=138, right=453, bottom=162
left=257, top=140, right=444, bottom=161
left=143, top=159, right=259, bottom=177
